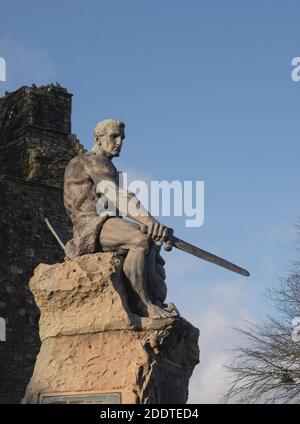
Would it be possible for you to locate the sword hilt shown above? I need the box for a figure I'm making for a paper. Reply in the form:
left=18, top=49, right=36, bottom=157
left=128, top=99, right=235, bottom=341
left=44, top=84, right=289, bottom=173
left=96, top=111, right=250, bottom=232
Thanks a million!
left=163, top=228, right=174, bottom=252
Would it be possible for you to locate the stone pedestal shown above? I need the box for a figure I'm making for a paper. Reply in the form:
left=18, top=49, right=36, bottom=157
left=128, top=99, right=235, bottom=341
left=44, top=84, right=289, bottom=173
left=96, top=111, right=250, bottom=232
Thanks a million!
left=23, top=253, right=199, bottom=404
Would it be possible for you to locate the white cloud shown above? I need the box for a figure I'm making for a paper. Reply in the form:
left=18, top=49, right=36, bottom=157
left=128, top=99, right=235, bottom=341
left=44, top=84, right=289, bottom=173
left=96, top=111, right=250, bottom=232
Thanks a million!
left=183, top=280, right=259, bottom=403
left=250, top=225, right=296, bottom=247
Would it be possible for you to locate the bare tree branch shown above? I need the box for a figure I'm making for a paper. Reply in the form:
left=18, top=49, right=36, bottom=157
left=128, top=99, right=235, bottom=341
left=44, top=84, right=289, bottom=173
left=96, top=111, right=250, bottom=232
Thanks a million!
left=224, top=232, right=300, bottom=404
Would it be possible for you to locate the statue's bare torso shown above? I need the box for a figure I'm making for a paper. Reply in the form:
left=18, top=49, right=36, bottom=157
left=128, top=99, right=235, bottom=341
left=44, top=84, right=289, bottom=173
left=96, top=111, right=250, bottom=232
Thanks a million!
left=64, top=151, right=119, bottom=225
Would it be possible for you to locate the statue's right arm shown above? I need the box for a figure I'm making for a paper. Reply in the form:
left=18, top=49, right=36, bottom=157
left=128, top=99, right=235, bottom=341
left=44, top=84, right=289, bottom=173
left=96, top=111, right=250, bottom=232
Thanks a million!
left=95, top=175, right=156, bottom=226
left=106, top=181, right=168, bottom=242
left=86, top=155, right=168, bottom=241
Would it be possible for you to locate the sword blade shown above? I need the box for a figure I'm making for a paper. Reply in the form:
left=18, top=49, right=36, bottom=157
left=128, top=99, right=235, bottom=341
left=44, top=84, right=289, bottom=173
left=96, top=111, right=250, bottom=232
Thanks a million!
left=44, top=217, right=66, bottom=252
left=172, top=236, right=250, bottom=277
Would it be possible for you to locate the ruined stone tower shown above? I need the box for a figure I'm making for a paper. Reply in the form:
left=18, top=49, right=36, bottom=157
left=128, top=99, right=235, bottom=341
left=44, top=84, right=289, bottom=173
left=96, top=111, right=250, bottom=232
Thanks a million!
left=0, top=84, right=83, bottom=187
left=0, top=84, right=85, bottom=403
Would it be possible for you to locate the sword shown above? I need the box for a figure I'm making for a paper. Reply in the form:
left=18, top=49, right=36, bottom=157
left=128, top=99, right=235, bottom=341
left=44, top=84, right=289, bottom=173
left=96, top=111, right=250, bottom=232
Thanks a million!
left=38, top=209, right=68, bottom=255
left=163, top=229, right=250, bottom=277
left=43, top=216, right=67, bottom=252
left=39, top=211, right=250, bottom=277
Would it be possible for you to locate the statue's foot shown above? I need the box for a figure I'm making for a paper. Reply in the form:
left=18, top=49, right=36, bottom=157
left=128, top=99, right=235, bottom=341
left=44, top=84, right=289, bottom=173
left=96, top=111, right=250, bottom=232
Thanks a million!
left=146, top=303, right=173, bottom=319
left=163, top=302, right=180, bottom=317
left=136, top=301, right=180, bottom=319
left=146, top=302, right=180, bottom=319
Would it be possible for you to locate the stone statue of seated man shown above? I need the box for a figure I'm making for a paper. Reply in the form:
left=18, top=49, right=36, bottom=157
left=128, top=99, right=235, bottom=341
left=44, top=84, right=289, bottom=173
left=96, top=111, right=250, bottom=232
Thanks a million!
left=63, top=119, right=177, bottom=319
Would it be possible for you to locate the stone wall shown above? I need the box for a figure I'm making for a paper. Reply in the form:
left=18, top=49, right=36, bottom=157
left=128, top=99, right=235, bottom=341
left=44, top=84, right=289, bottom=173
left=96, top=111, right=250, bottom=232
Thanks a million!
left=0, top=84, right=85, bottom=403
left=0, top=84, right=85, bottom=188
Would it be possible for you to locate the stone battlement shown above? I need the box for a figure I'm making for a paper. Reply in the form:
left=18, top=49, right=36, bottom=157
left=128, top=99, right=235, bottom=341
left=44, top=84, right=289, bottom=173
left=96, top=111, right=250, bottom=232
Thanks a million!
left=0, top=84, right=85, bottom=187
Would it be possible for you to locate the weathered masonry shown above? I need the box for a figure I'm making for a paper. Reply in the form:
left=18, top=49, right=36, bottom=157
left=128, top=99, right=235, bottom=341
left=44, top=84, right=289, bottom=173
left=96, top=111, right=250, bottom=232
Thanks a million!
left=0, top=84, right=85, bottom=403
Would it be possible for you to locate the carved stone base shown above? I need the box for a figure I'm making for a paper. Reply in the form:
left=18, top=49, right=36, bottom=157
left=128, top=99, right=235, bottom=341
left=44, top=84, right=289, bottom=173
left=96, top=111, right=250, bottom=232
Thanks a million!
left=23, top=253, right=199, bottom=404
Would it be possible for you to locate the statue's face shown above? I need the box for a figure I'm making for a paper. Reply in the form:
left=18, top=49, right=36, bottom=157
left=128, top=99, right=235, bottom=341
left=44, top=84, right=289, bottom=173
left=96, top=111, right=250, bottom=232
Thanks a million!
left=96, top=124, right=125, bottom=158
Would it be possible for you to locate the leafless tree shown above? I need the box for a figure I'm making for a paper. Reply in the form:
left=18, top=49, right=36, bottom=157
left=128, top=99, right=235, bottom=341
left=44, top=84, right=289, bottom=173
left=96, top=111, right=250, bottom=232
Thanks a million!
left=224, top=257, right=300, bottom=403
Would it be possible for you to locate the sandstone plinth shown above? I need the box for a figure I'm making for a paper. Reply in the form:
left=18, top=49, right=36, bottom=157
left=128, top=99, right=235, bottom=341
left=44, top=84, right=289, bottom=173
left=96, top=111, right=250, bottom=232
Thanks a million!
left=23, top=253, right=199, bottom=404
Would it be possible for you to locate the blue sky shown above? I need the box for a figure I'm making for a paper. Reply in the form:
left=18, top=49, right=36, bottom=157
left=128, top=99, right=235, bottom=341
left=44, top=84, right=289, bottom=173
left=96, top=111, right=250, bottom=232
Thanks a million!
left=1, top=0, right=300, bottom=402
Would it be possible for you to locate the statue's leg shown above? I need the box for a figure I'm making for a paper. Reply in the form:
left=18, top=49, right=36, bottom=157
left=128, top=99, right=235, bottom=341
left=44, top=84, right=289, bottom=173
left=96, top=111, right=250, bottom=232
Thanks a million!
left=146, top=243, right=167, bottom=305
left=99, top=217, right=171, bottom=318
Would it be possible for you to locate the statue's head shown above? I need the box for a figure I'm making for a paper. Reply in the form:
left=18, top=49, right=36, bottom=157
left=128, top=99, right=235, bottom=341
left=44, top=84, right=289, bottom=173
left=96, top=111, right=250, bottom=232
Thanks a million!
left=93, top=119, right=125, bottom=158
